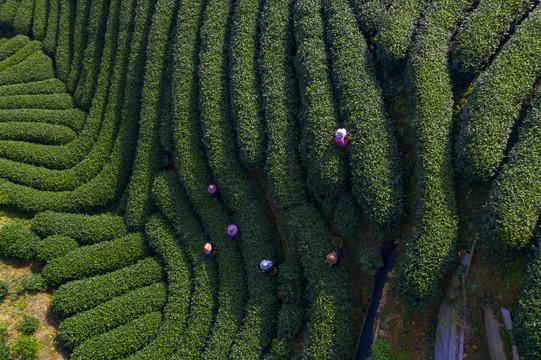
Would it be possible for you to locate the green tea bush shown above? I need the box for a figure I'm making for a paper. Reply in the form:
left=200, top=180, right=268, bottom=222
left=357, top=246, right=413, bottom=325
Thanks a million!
left=66, top=0, right=91, bottom=93
left=371, top=339, right=393, bottom=360
left=398, top=0, right=473, bottom=309
left=260, top=2, right=354, bottom=356
left=0, top=41, right=41, bottom=72
left=52, top=257, right=162, bottom=317
left=0, top=0, right=20, bottom=29
left=16, top=274, right=47, bottom=293
left=59, top=282, right=166, bottom=349
left=377, top=0, right=428, bottom=70
left=124, top=0, right=177, bottom=231
left=359, top=248, right=382, bottom=277
left=17, top=315, right=40, bottom=334
left=0, top=93, right=73, bottom=110
left=198, top=0, right=278, bottom=355
left=229, top=0, right=266, bottom=170
left=54, top=0, right=73, bottom=82
left=451, top=0, right=536, bottom=79
left=0, top=324, right=8, bottom=359
left=0, top=51, right=54, bottom=85
left=152, top=172, right=218, bottom=359
left=0, top=35, right=30, bottom=61
left=32, top=0, right=47, bottom=40
left=171, top=61, right=246, bottom=360
left=32, top=211, right=128, bottom=245
left=483, top=91, right=541, bottom=252
left=264, top=260, right=303, bottom=360
left=287, top=204, right=354, bottom=359
left=13, top=0, right=35, bottom=34
left=41, top=232, right=148, bottom=286
left=0, top=109, right=85, bottom=132
left=0, top=0, right=147, bottom=213
left=349, top=0, right=390, bottom=36
left=455, top=5, right=541, bottom=183
left=513, top=238, right=541, bottom=358
left=260, top=0, right=306, bottom=213
left=74, top=0, right=112, bottom=108
left=333, top=197, right=361, bottom=238
left=42, top=0, right=59, bottom=54
left=0, top=79, right=67, bottom=96
left=0, top=222, right=39, bottom=261
left=0, top=280, right=8, bottom=300
left=34, top=235, right=79, bottom=263
left=10, top=334, right=40, bottom=360
left=0, top=123, right=75, bottom=145
left=323, top=0, right=403, bottom=231
left=70, top=311, right=162, bottom=360
left=0, top=0, right=130, bottom=193
left=127, top=214, right=191, bottom=360
left=294, top=0, right=347, bottom=198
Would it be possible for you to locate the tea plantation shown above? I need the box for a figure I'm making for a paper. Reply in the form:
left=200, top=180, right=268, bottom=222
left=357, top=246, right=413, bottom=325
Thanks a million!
left=0, top=0, right=540, bottom=358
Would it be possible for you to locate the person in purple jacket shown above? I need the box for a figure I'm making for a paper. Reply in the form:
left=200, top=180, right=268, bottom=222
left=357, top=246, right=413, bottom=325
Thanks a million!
left=225, top=224, right=240, bottom=238
left=334, top=128, right=351, bottom=147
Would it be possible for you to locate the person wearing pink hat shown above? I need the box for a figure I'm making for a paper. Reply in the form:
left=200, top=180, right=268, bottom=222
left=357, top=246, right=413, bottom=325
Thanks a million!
left=203, top=242, right=216, bottom=258
left=225, top=224, right=240, bottom=238
left=208, top=183, right=219, bottom=201
left=334, top=128, right=351, bottom=147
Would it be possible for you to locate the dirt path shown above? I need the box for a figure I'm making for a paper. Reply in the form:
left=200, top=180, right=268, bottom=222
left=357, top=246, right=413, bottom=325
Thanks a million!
left=0, top=258, right=68, bottom=360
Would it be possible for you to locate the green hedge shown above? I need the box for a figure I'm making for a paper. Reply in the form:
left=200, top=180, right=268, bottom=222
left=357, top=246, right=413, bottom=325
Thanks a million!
left=42, top=0, right=59, bottom=54
left=74, top=0, right=111, bottom=109
left=0, top=0, right=127, bottom=190
left=287, top=204, right=354, bottom=360
left=323, top=0, right=404, bottom=231
left=0, top=0, right=20, bottom=28
left=376, top=0, right=428, bottom=70
left=34, top=235, right=78, bottom=263
left=483, top=91, right=541, bottom=252
left=124, top=0, right=177, bottom=231
left=171, top=0, right=248, bottom=356
left=59, top=282, right=166, bottom=349
left=0, top=109, right=85, bottom=132
left=0, top=0, right=148, bottom=213
left=70, top=311, right=162, bottom=360
left=0, top=41, right=41, bottom=72
left=455, top=5, right=541, bottom=183
left=0, top=222, right=39, bottom=261
left=54, top=0, right=72, bottom=83
left=0, top=122, right=75, bottom=144
left=397, top=0, right=472, bottom=309
left=0, top=35, right=29, bottom=61
left=41, top=232, right=148, bottom=286
left=0, top=78, right=66, bottom=96
left=0, top=93, right=73, bottom=110
left=513, top=237, right=541, bottom=359
left=229, top=0, right=266, bottom=170
left=126, top=213, right=192, bottom=360
left=152, top=172, right=218, bottom=359
left=66, top=0, right=90, bottom=93
left=32, top=211, right=127, bottom=244
left=51, top=257, right=162, bottom=317
left=32, top=0, right=47, bottom=40
left=260, top=0, right=305, bottom=213
left=0, top=50, right=54, bottom=85
left=294, top=0, right=347, bottom=198
left=451, top=0, right=536, bottom=79
left=349, top=0, right=390, bottom=37
left=198, top=0, right=278, bottom=356
left=263, top=260, right=303, bottom=360
left=13, top=0, right=35, bottom=34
